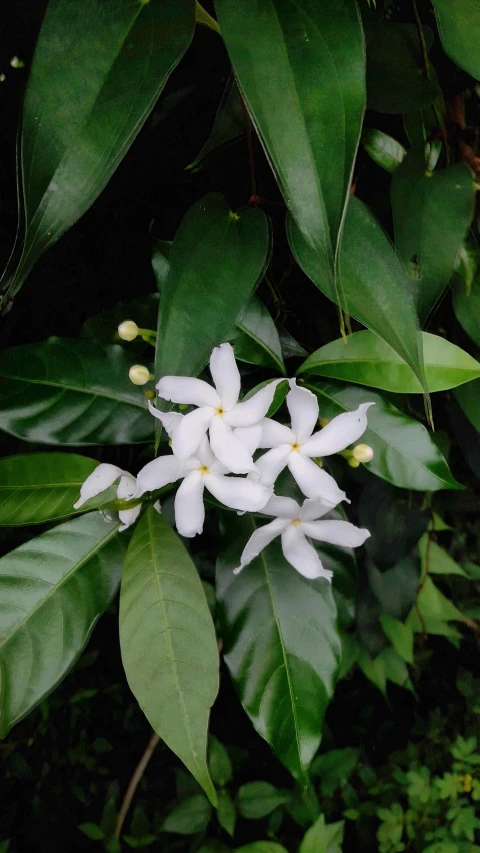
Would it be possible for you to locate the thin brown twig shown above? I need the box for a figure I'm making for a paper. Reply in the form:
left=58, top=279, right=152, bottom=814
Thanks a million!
left=114, top=731, right=160, bottom=839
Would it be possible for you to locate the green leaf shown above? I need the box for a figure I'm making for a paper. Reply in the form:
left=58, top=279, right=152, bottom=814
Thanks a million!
left=187, top=75, right=244, bottom=171
left=452, top=273, right=480, bottom=348
left=82, top=294, right=159, bottom=345
left=391, top=146, right=474, bottom=322
left=119, top=508, right=219, bottom=804
left=155, top=194, right=270, bottom=378
left=0, top=513, right=125, bottom=737
left=237, top=782, right=288, bottom=819
left=310, top=748, right=360, bottom=796
left=289, top=197, right=427, bottom=399
left=356, top=646, right=387, bottom=694
left=208, top=735, right=232, bottom=788
left=0, top=453, right=100, bottom=526
left=216, top=0, right=365, bottom=289
left=361, top=128, right=406, bottom=174
left=305, top=381, right=461, bottom=492
left=455, top=379, right=480, bottom=432
left=232, top=296, right=286, bottom=375
left=1, top=0, right=195, bottom=302
left=236, top=845, right=288, bottom=853
left=379, top=614, right=414, bottom=664
left=0, top=338, right=153, bottom=445
left=298, top=331, right=480, bottom=393
left=419, top=536, right=469, bottom=579
left=299, top=815, right=344, bottom=853
left=78, top=823, right=105, bottom=841
left=409, top=577, right=465, bottom=635
left=216, top=514, right=341, bottom=784
left=431, top=0, right=480, bottom=80
left=217, top=790, right=236, bottom=838
left=242, top=379, right=289, bottom=418
left=162, top=795, right=212, bottom=835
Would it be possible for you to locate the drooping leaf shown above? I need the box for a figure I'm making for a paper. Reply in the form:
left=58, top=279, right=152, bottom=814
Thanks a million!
left=120, top=507, right=219, bottom=804
left=231, top=296, right=286, bottom=375
left=455, top=379, right=480, bottom=432
left=0, top=0, right=195, bottom=304
left=452, top=273, right=480, bottom=348
left=0, top=453, right=100, bottom=526
left=289, top=197, right=427, bottom=398
left=216, top=0, right=365, bottom=289
left=155, top=193, right=270, bottom=379
left=0, top=338, right=153, bottom=445
left=431, top=0, right=480, bottom=80
left=298, top=331, right=480, bottom=393
left=361, top=128, right=406, bottom=174
left=187, top=75, right=244, bottom=171
left=237, top=782, right=288, bottom=819
left=0, top=513, right=125, bottom=737
left=391, top=146, right=474, bottom=322
left=305, top=381, right=461, bottom=492
left=278, top=327, right=308, bottom=361
left=216, top=514, right=341, bottom=784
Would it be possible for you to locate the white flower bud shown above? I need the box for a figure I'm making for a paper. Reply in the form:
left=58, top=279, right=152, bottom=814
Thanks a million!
left=118, top=320, right=139, bottom=341
left=352, top=443, right=374, bottom=463
left=129, top=364, right=151, bottom=385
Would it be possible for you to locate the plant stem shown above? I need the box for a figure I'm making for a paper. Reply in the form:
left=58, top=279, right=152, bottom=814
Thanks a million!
left=114, top=731, right=160, bottom=839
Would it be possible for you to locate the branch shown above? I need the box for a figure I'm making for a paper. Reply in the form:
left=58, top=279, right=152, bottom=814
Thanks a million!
left=114, top=731, right=160, bottom=839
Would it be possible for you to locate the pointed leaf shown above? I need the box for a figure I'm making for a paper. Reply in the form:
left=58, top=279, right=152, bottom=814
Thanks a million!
left=455, top=379, right=480, bottom=432
left=299, top=815, right=344, bottom=853
left=298, top=330, right=480, bottom=393
left=379, top=614, right=414, bottom=664
left=0, top=338, right=153, bottom=445
left=120, top=507, right=219, bottom=804
left=216, top=514, right=341, bottom=784
left=1, top=0, right=195, bottom=302
left=232, top=296, right=286, bottom=375
left=431, top=0, right=480, bottom=80
left=0, top=513, right=125, bottom=737
left=215, top=0, right=365, bottom=288
left=452, top=273, right=480, bottom=348
left=162, top=795, right=212, bottom=835
left=187, top=76, right=244, bottom=171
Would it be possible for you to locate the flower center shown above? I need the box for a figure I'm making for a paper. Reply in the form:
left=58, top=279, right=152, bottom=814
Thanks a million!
left=291, top=518, right=302, bottom=526
left=199, top=465, right=210, bottom=475
left=215, top=407, right=225, bottom=417
left=290, top=442, right=301, bottom=452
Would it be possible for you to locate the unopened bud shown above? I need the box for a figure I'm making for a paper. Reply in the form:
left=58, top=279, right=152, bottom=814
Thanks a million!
left=129, top=364, right=151, bottom=385
left=319, top=418, right=329, bottom=428
left=118, top=320, right=139, bottom=341
left=352, top=443, right=374, bottom=463
left=145, top=389, right=155, bottom=399
left=348, top=457, right=360, bottom=468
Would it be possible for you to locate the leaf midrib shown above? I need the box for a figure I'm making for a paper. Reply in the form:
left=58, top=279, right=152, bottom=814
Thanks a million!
left=0, top=370, right=145, bottom=409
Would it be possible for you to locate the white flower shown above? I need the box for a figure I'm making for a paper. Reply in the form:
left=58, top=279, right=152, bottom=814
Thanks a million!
left=253, top=380, right=374, bottom=505
left=234, top=495, right=370, bottom=580
left=73, top=463, right=142, bottom=532
left=156, top=342, right=282, bottom=474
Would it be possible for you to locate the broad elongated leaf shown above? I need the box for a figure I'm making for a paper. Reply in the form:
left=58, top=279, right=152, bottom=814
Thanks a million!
left=0, top=513, right=125, bottom=737
left=289, top=197, right=427, bottom=396
left=431, top=0, right=480, bottom=80
left=0, top=338, right=153, bottom=445
left=452, top=273, right=480, bottom=348
left=0, top=0, right=195, bottom=303
left=216, top=514, right=341, bottom=784
left=215, top=0, right=365, bottom=289
left=155, top=194, right=270, bottom=379
left=299, top=331, right=480, bottom=393
left=0, top=453, right=99, bottom=526
left=305, top=381, right=461, bottom=492
left=120, top=508, right=219, bottom=804
left=391, top=146, right=474, bottom=322
left=232, top=296, right=286, bottom=375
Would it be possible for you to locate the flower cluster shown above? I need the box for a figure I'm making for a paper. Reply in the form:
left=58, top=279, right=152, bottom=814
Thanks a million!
left=75, top=343, right=373, bottom=579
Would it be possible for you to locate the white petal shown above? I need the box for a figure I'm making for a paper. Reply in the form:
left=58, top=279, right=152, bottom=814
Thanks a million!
left=73, top=463, right=124, bottom=508
left=174, top=471, right=205, bottom=537
left=156, top=375, right=220, bottom=408
left=258, top=417, right=295, bottom=448
left=209, top=416, right=256, bottom=474
left=261, top=495, right=301, bottom=519
left=233, top=424, right=263, bottom=455
left=301, top=519, right=370, bottom=548
left=225, top=379, right=284, bottom=427
left=118, top=504, right=141, bottom=532
left=205, top=472, right=272, bottom=512
left=171, top=406, right=214, bottom=461
left=209, top=342, right=241, bottom=411
left=281, top=525, right=333, bottom=580
left=299, top=497, right=332, bottom=522
left=135, top=455, right=181, bottom=498
left=147, top=400, right=183, bottom=439
left=286, top=380, right=319, bottom=442
left=233, top=518, right=289, bottom=574
left=254, top=445, right=291, bottom=485
left=153, top=500, right=162, bottom=514
left=116, top=474, right=137, bottom=500
left=288, top=453, right=347, bottom=505
left=302, top=402, right=375, bottom=457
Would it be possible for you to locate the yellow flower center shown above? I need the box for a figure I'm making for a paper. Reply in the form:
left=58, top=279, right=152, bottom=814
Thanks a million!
left=290, top=442, right=301, bottom=452
left=291, top=518, right=302, bottom=526
left=199, top=465, right=210, bottom=475
left=215, top=407, right=225, bottom=416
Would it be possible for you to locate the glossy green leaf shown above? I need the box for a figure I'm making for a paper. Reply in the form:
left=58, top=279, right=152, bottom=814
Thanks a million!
left=0, top=453, right=100, bottom=526
left=120, top=508, right=219, bottom=804
left=216, top=514, right=341, bottom=784
left=289, top=197, right=427, bottom=398
left=217, top=790, right=236, bottom=838
left=216, top=0, right=365, bottom=290
left=391, top=146, right=474, bottom=322
left=0, top=0, right=195, bottom=303
left=279, top=328, right=308, bottom=361
left=187, top=76, right=244, bottom=171
left=299, top=815, right=344, bottom=853
left=0, top=513, right=125, bottom=737
left=305, top=381, right=462, bottom=492
left=242, top=379, right=289, bottom=418
left=361, top=128, right=406, bottom=174
left=431, top=0, right=480, bottom=80
left=452, top=273, right=480, bottom=348
left=237, top=782, right=288, bottom=819
left=298, top=330, right=480, bottom=392
left=162, top=795, right=212, bottom=835
left=208, top=736, right=232, bottom=787
left=155, top=194, right=270, bottom=378
left=455, top=379, right=480, bottom=432
left=232, top=296, right=286, bottom=375
left=379, top=614, right=414, bottom=664
left=0, top=338, right=153, bottom=446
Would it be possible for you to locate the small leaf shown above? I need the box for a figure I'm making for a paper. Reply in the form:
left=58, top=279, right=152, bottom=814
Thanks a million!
left=310, top=748, right=360, bottom=796
left=208, top=736, right=232, bottom=787
left=235, top=844, right=289, bottom=853
left=379, top=615, right=414, bottom=664
left=162, top=795, right=212, bottom=835
left=237, top=782, right=288, bottom=820
left=232, top=296, right=286, bottom=375
left=419, top=536, right=469, bottom=579
left=409, top=577, right=465, bottom=634
left=362, top=128, right=406, bottom=173
left=187, top=75, right=244, bottom=171
left=455, top=379, right=480, bottom=432
left=452, top=273, right=480, bottom=349
left=78, top=823, right=105, bottom=841
left=431, top=0, right=480, bottom=80
left=299, top=814, right=344, bottom=853
left=217, top=790, right=236, bottom=837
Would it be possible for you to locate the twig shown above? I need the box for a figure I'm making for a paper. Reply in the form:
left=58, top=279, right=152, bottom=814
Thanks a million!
left=114, top=731, right=160, bottom=839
